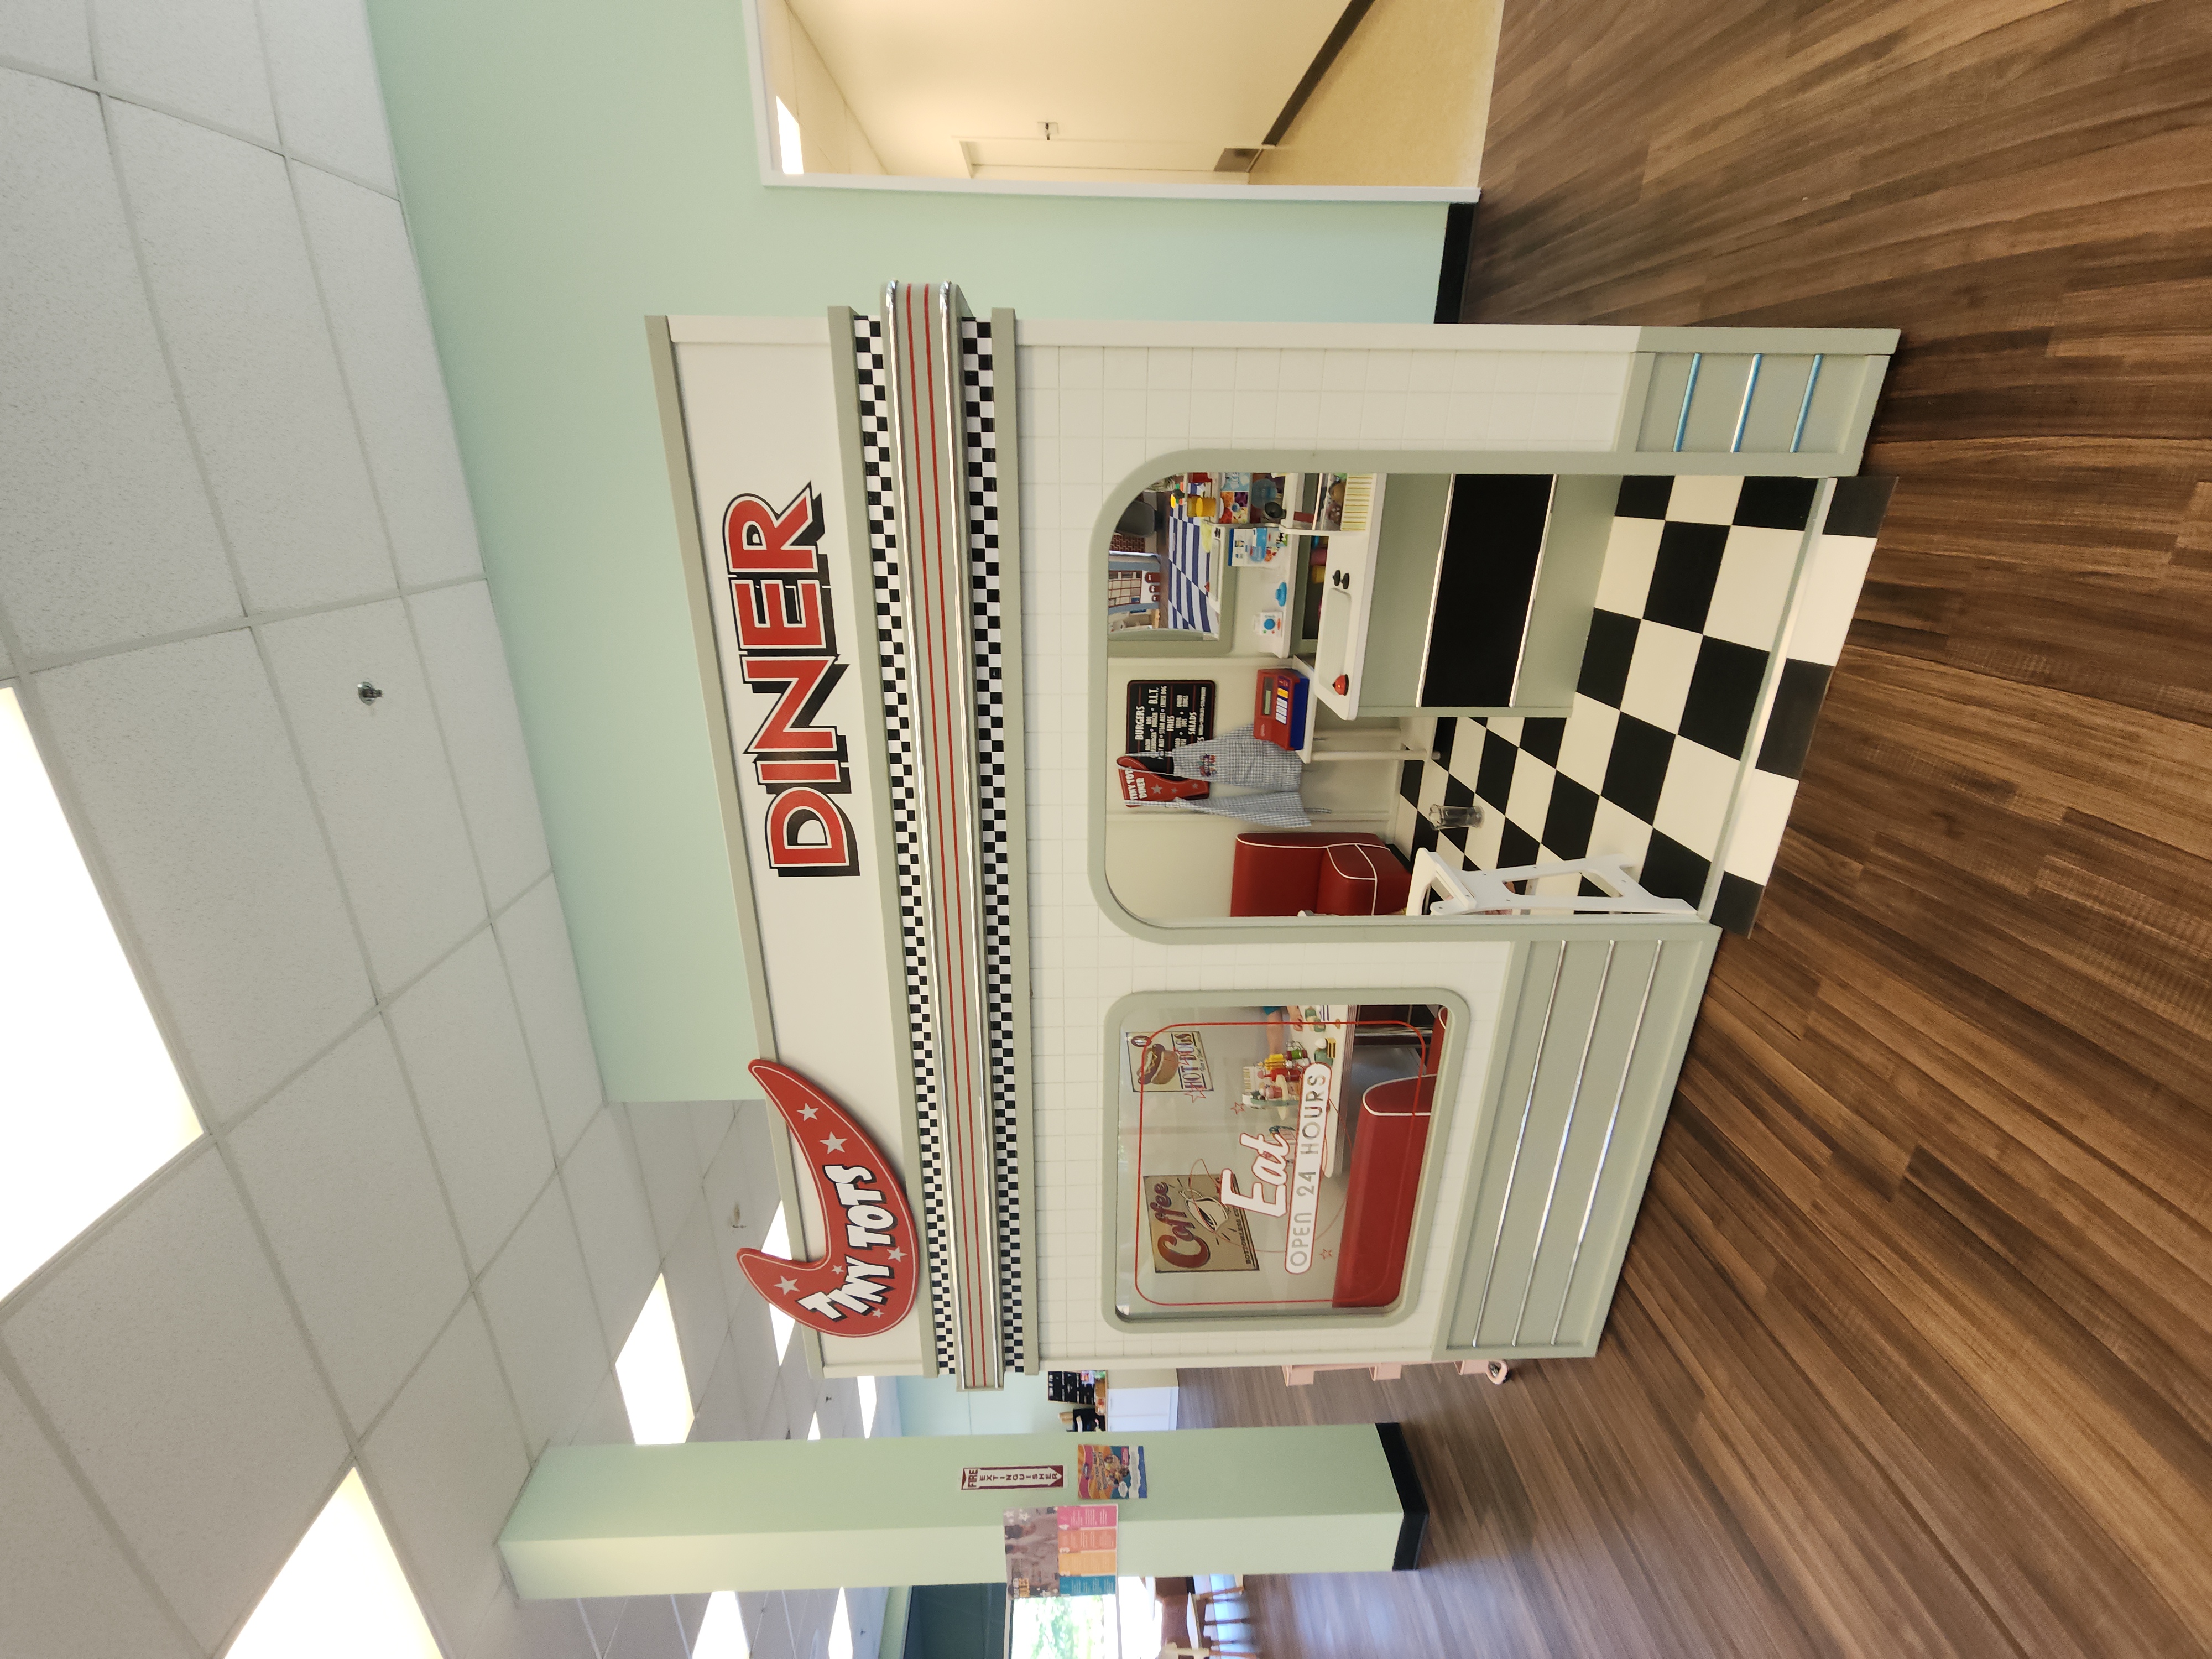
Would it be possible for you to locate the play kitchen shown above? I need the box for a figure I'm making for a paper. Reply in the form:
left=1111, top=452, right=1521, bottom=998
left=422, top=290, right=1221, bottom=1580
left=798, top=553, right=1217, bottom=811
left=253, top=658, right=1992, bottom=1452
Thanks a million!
left=651, top=293, right=1892, bottom=1391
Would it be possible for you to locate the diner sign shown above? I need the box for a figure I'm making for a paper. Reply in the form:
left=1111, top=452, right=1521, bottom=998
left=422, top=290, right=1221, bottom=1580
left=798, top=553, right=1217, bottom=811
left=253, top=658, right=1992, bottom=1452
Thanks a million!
left=1284, top=1063, right=1331, bottom=1274
left=735, top=1061, right=920, bottom=1334
left=961, top=1465, right=1065, bottom=1491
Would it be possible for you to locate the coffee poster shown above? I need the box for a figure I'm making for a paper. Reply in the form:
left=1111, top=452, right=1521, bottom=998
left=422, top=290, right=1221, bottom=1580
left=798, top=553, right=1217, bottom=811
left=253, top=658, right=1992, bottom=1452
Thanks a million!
left=1145, top=1173, right=1259, bottom=1273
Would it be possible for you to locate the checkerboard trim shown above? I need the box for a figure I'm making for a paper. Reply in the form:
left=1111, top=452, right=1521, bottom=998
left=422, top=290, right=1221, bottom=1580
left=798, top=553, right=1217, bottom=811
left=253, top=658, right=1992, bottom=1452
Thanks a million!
left=961, top=315, right=1027, bottom=1376
left=852, top=315, right=958, bottom=1374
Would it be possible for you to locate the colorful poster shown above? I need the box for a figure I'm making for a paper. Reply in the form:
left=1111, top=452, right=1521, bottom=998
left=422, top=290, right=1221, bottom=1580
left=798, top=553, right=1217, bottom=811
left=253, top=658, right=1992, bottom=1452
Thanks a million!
left=1003, top=1508, right=1060, bottom=1598
left=1125, top=1028, right=1212, bottom=1097
left=1056, top=1505, right=1118, bottom=1597
left=1077, top=1444, right=1147, bottom=1501
left=962, top=1465, right=1063, bottom=1492
left=1146, top=1173, right=1260, bottom=1273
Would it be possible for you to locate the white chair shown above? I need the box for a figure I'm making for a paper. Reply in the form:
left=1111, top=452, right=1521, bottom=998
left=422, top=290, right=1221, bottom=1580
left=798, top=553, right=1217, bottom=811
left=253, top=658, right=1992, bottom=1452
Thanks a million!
left=1406, top=847, right=1696, bottom=917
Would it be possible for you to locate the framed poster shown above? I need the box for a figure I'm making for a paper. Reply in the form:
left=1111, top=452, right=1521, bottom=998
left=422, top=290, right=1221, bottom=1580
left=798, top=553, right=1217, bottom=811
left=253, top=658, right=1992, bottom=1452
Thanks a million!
left=1125, top=680, right=1215, bottom=753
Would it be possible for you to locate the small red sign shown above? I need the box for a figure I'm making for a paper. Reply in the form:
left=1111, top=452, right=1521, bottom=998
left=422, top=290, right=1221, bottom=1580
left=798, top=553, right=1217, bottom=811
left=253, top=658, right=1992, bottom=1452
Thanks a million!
left=737, top=1061, right=920, bottom=1335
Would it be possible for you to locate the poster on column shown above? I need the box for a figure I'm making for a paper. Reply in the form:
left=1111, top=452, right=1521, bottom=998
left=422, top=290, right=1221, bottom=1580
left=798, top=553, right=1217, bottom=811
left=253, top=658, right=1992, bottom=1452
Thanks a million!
left=669, top=320, right=916, bottom=1370
left=1003, top=1506, right=1119, bottom=1598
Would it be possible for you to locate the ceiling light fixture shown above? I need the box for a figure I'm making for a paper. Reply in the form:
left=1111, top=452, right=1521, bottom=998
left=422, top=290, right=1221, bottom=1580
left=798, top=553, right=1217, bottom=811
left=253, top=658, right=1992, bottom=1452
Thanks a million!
left=227, top=1470, right=439, bottom=1659
left=0, top=687, right=200, bottom=1301
left=615, top=1276, right=694, bottom=1444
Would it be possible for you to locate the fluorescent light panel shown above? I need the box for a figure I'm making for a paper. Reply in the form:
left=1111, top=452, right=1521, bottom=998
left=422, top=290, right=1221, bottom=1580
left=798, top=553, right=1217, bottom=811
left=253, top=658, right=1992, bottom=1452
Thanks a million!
left=858, top=1374, right=878, bottom=1436
left=615, top=1276, right=693, bottom=1444
left=828, top=1590, right=853, bottom=1659
left=0, top=687, right=200, bottom=1300
left=775, top=98, right=805, bottom=173
left=227, top=1470, right=439, bottom=1659
left=695, top=1590, right=750, bottom=1658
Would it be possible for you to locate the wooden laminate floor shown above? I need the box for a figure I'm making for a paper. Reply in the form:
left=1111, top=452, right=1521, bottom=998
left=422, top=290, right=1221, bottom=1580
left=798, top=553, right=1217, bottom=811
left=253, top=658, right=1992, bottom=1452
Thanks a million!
left=1178, top=2, right=2212, bottom=1653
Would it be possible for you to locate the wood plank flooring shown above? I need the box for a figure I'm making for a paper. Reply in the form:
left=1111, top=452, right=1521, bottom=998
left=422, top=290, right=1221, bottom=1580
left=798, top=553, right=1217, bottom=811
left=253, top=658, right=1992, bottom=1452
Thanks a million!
left=1178, top=2, right=2212, bottom=1652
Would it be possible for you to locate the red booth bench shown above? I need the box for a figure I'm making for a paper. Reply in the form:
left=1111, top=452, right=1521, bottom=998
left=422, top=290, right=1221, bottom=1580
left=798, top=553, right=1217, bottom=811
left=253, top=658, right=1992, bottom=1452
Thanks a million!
left=1229, top=832, right=1413, bottom=917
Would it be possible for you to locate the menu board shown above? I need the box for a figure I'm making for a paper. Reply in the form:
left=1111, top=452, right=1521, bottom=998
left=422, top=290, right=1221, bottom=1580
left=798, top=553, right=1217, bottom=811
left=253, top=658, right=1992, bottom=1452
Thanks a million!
left=1125, top=680, right=1215, bottom=753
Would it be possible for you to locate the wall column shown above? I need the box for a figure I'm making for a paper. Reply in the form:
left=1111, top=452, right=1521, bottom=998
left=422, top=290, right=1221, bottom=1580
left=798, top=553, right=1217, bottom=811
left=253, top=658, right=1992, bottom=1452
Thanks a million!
left=500, top=1425, right=1426, bottom=1596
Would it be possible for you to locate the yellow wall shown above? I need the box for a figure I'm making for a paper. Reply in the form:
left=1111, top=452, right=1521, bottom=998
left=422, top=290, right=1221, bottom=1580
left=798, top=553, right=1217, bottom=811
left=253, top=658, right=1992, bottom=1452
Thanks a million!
left=758, top=0, right=884, bottom=175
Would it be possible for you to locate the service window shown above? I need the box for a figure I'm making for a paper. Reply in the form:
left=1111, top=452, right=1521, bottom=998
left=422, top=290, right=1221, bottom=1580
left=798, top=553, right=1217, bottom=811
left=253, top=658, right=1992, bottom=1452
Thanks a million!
left=1109, top=995, right=1453, bottom=1323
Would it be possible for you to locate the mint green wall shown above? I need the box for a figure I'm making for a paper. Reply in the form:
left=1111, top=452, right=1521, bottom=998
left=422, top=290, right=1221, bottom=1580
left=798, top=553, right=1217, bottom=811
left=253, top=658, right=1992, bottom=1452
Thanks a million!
left=364, top=0, right=1448, bottom=1098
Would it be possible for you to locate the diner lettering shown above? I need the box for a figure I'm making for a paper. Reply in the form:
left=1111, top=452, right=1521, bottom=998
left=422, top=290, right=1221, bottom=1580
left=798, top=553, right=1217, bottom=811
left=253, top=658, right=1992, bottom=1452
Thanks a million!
left=723, top=485, right=857, bottom=877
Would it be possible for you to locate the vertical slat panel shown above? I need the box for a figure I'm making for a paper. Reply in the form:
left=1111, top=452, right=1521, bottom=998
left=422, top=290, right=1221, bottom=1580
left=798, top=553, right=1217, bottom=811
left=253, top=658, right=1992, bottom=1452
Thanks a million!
left=1447, top=934, right=1713, bottom=1355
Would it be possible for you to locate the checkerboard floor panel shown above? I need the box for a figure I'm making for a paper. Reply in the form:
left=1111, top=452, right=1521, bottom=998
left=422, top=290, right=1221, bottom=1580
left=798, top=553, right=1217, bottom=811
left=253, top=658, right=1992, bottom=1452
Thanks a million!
left=1391, top=474, right=1893, bottom=935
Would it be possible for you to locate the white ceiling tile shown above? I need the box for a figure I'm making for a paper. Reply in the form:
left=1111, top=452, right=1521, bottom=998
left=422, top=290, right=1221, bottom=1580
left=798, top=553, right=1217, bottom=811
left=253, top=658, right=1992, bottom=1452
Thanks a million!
left=578, top=1597, right=625, bottom=1655
left=465, top=1590, right=599, bottom=1659
left=688, top=1328, right=774, bottom=1445
left=407, top=583, right=550, bottom=907
left=561, top=1111, right=659, bottom=1354
left=568, top=1370, right=633, bottom=1448
left=228, top=1020, right=468, bottom=1432
left=32, top=632, right=371, bottom=1115
left=0, top=1149, right=348, bottom=1650
left=0, top=1371, right=195, bottom=1659
left=495, top=880, right=603, bottom=1155
left=108, top=104, right=394, bottom=611
left=781, top=1589, right=838, bottom=1659
left=702, top=1106, right=775, bottom=1235
left=688, top=1099, right=735, bottom=1168
left=0, top=0, right=90, bottom=75
left=675, top=1592, right=710, bottom=1655
left=293, top=167, right=485, bottom=585
left=387, top=931, right=555, bottom=1272
left=625, top=1105, right=703, bottom=1258
left=262, top=601, right=486, bottom=990
left=748, top=1595, right=801, bottom=1659
left=0, top=71, right=238, bottom=658
left=845, top=1587, right=889, bottom=1659
left=477, top=1182, right=607, bottom=1457
left=89, top=0, right=274, bottom=141
left=256, top=0, right=394, bottom=190
left=604, top=1595, right=690, bottom=1659
left=358, top=1303, right=529, bottom=1653
left=706, top=1108, right=781, bottom=1318
left=777, top=1346, right=817, bottom=1444
left=662, top=1202, right=730, bottom=1412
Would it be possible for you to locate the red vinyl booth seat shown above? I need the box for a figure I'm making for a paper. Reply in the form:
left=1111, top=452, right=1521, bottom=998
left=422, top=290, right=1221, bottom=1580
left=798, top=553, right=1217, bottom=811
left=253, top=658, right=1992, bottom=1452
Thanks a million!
left=1230, top=832, right=1413, bottom=917
left=1332, top=1071, right=1437, bottom=1310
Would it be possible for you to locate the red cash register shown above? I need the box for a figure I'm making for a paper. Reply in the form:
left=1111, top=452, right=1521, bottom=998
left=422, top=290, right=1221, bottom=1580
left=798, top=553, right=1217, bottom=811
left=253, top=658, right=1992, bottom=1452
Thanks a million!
left=1252, top=667, right=1309, bottom=752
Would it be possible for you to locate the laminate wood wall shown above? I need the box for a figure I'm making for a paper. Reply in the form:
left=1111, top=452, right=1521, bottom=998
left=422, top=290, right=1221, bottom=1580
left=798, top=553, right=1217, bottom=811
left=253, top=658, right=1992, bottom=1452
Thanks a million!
left=1180, top=2, right=2212, bottom=1652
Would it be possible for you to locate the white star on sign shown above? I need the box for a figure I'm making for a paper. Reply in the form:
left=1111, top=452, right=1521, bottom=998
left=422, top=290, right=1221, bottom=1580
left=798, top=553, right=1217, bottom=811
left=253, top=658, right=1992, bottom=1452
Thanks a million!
left=888, top=1247, right=905, bottom=1261
left=832, top=1263, right=845, bottom=1279
left=776, top=1277, right=798, bottom=1294
left=799, top=1105, right=819, bottom=1120
left=821, top=1133, right=847, bottom=1152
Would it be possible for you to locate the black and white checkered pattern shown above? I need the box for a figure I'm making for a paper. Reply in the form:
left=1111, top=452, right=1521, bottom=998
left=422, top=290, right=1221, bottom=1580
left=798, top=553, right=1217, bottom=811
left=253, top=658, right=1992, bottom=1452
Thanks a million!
left=1397, top=474, right=1890, bottom=936
left=961, top=316, right=1027, bottom=1376
left=852, top=316, right=958, bottom=1374
left=1713, top=474, right=1894, bottom=928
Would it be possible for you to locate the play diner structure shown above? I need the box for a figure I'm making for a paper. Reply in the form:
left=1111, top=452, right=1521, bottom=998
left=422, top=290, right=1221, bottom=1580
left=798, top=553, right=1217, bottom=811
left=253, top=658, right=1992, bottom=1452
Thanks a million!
left=646, top=288, right=1896, bottom=1394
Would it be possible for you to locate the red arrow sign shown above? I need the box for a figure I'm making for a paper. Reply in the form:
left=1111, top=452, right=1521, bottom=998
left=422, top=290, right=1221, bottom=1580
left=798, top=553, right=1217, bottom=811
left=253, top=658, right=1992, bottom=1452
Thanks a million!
left=737, top=1060, right=920, bottom=1335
